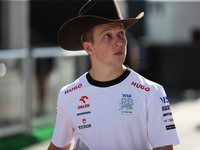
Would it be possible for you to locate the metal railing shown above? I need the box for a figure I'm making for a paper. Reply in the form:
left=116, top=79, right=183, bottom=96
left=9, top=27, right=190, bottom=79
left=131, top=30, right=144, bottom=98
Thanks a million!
left=0, top=47, right=87, bottom=138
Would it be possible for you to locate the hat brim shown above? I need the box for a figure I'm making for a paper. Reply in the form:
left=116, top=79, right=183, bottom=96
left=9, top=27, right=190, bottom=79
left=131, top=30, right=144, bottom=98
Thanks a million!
left=58, top=13, right=144, bottom=51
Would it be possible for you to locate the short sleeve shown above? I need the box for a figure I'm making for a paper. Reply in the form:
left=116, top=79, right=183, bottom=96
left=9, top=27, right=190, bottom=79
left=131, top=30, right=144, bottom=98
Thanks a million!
left=51, top=93, right=74, bottom=148
left=147, top=86, right=180, bottom=148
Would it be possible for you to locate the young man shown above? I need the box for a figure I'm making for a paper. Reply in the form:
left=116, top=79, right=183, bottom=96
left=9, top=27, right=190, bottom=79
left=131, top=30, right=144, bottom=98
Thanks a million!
left=48, top=0, right=179, bottom=150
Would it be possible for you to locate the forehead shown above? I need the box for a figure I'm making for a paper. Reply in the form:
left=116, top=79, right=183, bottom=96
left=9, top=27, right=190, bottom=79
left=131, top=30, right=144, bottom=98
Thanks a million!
left=94, top=22, right=124, bottom=32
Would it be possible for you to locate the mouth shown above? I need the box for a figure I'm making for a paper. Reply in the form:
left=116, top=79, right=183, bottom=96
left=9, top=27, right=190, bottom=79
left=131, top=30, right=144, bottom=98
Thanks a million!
left=114, top=51, right=124, bottom=56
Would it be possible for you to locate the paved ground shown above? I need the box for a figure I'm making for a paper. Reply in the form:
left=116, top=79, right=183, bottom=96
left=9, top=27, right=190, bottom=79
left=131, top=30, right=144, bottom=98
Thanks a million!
left=22, top=98, right=200, bottom=150
left=171, top=98, right=200, bottom=150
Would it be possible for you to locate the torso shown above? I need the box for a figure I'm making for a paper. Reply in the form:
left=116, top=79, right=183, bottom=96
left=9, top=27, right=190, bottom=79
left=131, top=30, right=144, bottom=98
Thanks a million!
left=60, top=68, right=156, bottom=150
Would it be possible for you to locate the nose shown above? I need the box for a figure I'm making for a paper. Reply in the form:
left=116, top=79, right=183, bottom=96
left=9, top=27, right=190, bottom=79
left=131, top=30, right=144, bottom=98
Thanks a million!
left=114, top=36, right=123, bottom=47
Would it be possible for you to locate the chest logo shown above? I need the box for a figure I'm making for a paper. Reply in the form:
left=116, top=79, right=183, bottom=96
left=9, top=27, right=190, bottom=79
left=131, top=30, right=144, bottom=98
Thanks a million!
left=79, top=96, right=88, bottom=103
left=82, top=118, right=86, bottom=124
left=78, top=96, right=90, bottom=109
left=78, top=118, right=92, bottom=130
left=119, top=94, right=133, bottom=114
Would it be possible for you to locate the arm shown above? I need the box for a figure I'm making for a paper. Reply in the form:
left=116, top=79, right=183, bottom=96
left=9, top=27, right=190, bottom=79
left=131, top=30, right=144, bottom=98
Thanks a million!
left=47, top=142, right=71, bottom=150
left=153, top=145, right=173, bottom=150
left=49, top=94, right=74, bottom=150
left=147, top=87, right=179, bottom=148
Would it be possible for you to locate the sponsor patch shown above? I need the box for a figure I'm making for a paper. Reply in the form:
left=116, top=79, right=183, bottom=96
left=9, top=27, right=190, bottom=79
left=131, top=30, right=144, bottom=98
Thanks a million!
left=119, top=94, right=133, bottom=114
left=78, top=119, right=91, bottom=130
left=65, top=83, right=82, bottom=94
left=79, top=96, right=89, bottom=103
left=162, top=105, right=170, bottom=111
left=160, top=96, right=169, bottom=103
left=77, top=111, right=91, bottom=116
left=131, top=81, right=150, bottom=92
left=121, top=110, right=132, bottom=114
left=163, top=112, right=172, bottom=117
left=82, top=119, right=86, bottom=124
left=78, top=104, right=90, bottom=109
left=164, top=118, right=174, bottom=123
left=78, top=96, right=90, bottom=109
left=78, top=124, right=91, bottom=130
left=166, top=124, right=176, bottom=130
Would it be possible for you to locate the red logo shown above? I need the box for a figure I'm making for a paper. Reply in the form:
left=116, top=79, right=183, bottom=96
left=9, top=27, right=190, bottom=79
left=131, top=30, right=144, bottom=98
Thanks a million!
left=78, top=96, right=90, bottom=109
left=78, top=104, right=90, bottom=109
left=82, top=119, right=86, bottom=124
left=79, top=96, right=88, bottom=103
left=65, top=83, right=82, bottom=94
left=131, top=81, right=150, bottom=92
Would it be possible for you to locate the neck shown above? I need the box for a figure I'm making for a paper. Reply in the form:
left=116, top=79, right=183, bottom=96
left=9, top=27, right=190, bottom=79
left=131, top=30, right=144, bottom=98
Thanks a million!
left=89, top=65, right=126, bottom=82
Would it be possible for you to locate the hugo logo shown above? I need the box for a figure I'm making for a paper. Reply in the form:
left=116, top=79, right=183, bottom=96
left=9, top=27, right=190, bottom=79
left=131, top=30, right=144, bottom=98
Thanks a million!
left=131, top=81, right=150, bottom=92
left=79, top=96, right=89, bottom=103
left=65, top=84, right=82, bottom=94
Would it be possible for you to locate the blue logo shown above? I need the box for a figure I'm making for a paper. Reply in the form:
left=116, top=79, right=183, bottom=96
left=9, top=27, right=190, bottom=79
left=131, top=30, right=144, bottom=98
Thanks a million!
left=122, top=94, right=132, bottom=97
left=160, top=96, right=169, bottom=103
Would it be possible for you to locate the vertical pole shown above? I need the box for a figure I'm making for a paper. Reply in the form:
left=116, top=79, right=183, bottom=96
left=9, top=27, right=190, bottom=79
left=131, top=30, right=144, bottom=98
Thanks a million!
left=23, top=0, right=32, bottom=133
left=1, top=0, right=32, bottom=134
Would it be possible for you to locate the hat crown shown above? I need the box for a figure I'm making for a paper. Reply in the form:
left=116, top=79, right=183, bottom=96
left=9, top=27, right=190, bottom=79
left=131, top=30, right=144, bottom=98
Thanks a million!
left=58, top=0, right=144, bottom=50
left=79, top=0, right=123, bottom=20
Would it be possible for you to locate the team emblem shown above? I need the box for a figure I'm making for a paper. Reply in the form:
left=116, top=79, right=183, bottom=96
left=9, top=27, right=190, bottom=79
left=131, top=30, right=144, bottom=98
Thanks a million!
left=119, top=94, right=133, bottom=110
left=119, top=94, right=133, bottom=115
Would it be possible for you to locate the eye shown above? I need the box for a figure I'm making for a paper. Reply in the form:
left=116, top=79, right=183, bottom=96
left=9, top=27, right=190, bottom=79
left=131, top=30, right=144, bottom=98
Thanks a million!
left=119, top=31, right=124, bottom=36
left=105, top=34, right=110, bottom=38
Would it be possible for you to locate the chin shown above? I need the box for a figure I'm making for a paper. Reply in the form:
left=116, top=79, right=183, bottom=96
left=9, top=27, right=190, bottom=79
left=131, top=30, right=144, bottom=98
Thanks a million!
left=113, top=61, right=124, bottom=68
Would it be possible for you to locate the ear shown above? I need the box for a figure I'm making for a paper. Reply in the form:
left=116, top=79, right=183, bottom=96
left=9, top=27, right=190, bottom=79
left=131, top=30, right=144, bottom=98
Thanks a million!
left=83, top=41, right=93, bottom=56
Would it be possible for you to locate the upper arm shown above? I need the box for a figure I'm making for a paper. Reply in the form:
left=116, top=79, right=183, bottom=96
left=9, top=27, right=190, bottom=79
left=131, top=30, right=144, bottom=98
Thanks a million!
left=153, top=145, right=173, bottom=150
left=51, top=94, right=74, bottom=147
left=47, top=142, right=71, bottom=150
left=147, top=86, right=179, bottom=148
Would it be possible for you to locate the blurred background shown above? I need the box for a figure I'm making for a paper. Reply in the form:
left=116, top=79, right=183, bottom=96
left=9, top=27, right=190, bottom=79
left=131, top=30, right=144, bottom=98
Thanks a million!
left=0, top=0, right=200, bottom=150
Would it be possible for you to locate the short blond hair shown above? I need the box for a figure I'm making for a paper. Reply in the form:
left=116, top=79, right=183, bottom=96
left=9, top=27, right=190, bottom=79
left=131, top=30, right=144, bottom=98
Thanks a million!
left=81, top=27, right=94, bottom=44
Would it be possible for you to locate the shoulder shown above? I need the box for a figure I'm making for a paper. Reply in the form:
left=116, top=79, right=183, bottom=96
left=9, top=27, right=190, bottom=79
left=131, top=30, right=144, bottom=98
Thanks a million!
left=59, top=72, right=88, bottom=97
left=128, top=69, right=163, bottom=93
left=128, top=69, right=167, bottom=104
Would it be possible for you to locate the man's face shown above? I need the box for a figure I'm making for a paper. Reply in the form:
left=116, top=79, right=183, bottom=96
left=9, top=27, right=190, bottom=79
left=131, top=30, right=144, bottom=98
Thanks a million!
left=89, top=22, right=127, bottom=68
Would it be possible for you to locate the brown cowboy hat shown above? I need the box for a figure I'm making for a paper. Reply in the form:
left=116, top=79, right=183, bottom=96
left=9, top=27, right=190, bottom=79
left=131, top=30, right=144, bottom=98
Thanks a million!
left=58, top=0, right=144, bottom=51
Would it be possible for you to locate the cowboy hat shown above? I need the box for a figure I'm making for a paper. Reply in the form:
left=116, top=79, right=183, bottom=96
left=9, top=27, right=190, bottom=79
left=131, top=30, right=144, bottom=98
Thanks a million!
left=58, top=0, right=144, bottom=51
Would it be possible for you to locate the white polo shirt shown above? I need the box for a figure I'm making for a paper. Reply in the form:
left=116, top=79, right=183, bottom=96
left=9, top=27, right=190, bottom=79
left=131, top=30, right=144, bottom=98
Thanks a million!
left=51, top=68, right=180, bottom=150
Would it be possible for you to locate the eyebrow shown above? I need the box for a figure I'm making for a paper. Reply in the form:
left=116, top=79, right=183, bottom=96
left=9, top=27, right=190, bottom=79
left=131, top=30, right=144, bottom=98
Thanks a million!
left=99, top=25, right=125, bottom=36
left=100, top=28, right=112, bottom=36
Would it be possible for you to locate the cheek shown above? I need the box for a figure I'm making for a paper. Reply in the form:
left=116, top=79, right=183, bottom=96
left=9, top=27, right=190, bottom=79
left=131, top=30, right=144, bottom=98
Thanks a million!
left=94, top=45, right=111, bottom=59
left=122, top=37, right=127, bottom=46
